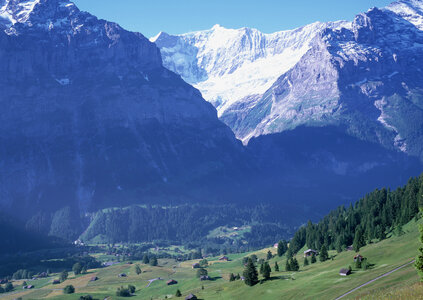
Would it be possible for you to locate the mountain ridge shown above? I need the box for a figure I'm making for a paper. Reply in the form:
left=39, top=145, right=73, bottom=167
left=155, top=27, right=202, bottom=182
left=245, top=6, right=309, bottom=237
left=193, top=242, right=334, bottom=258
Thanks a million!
left=154, top=0, right=423, bottom=161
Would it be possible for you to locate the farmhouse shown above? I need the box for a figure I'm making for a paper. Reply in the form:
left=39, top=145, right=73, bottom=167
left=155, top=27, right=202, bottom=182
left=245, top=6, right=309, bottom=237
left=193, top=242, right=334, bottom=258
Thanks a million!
left=339, top=268, right=351, bottom=276
left=354, top=254, right=364, bottom=262
left=274, top=243, right=279, bottom=249
left=167, top=279, right=178, bottom=285
left=192, top=263, right=201, bottom=269
left=219, top=256, right=229, bottom=261
left=200, top=275, right=211, bottom=281
left=304, top=249, right=318, bottom=257
left=185, top=294, right=198, bottom=300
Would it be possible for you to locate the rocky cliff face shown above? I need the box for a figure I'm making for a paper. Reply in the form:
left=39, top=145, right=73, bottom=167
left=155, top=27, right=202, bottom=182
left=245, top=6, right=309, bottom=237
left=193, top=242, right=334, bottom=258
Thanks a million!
left=0, top=0, right=248, bottom=220
left=155, top=1, right=423, bottom=161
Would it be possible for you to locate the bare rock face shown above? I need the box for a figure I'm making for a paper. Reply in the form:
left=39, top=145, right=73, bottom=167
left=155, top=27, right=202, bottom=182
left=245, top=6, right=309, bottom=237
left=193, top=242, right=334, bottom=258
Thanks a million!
left=0, top=0, right=247, bottom=217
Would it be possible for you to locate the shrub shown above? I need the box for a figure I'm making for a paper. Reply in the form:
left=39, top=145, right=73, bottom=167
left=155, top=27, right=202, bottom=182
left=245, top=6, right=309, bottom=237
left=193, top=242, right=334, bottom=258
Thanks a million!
left=116, top=286, right=131, bottom=297
left=63, top=285, right=75, bottom=294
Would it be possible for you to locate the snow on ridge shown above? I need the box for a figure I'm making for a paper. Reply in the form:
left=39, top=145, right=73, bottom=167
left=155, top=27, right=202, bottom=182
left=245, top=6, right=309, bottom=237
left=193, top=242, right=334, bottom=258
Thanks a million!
left=386, top=0, right=423, bottom=30
left=154, top=21, right=351, bottom=116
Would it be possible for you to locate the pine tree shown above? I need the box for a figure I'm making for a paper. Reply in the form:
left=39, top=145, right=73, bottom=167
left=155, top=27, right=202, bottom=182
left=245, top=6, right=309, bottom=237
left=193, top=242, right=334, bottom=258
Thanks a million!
left=319, top=245, right=329, bottom=262
left=135, top=264, right=142, bottom=275
left=262, top=262, right=271, bottom=280
left=150, top=256, right=158, bottom=267
left=175, top=289, right=182, bottom=297
left=243, top=258, right=259, bottom=286
left=304, top=257, right=309, bottom=266
left=142, top=254, right=149, bottom=264
left=274, top=261, right=279, bottom=272
left=259, top=263, right=264, bottom=275
left=285, top=259, right=291, bottom=272
left=229, top=273, right=235, bottom=282
left=277, top=240, right=286, bottom=257
left=353, top=227, right=366, bottom=252
left=291, top=258, right=299, bottom=271
left=311, top=254, right=316, bottom=264
left=415, top=223, right=423, bottom=280
left=267, top=250, right=273, bottom=260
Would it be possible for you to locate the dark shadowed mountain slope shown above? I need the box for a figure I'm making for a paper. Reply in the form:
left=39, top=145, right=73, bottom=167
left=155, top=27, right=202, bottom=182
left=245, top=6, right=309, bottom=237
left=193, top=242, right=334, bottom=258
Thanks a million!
left=0, top=0, right=250, bottom=222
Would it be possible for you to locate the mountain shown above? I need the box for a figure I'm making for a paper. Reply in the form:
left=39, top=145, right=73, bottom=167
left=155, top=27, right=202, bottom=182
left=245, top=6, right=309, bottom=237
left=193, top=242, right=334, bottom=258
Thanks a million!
left=153, top=0, right=423, bottom=161
left=0, top=0, right=249, bottom=233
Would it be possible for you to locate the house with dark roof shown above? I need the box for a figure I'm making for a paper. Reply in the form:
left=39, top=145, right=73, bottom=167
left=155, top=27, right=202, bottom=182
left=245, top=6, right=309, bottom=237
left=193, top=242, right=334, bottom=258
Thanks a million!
left=200, top=275, right=211, bottom=281
left=219, top=256, right=229, bottom=261
left=354, top=254, right=364, bottom=262
left=304, top=249, right=318, bottom=257
left=192, top=263, right=201, bottom=269
left=185, top=294, right=198, bottom=300
left=167, top=279, right=178, bottom=285
left=339, top=268, right=351, bottom=276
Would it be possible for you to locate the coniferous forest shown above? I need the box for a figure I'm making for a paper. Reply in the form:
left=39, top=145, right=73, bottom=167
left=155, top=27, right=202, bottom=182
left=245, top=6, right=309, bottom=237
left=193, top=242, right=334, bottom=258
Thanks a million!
left=287, top=175, right=423, bottom=254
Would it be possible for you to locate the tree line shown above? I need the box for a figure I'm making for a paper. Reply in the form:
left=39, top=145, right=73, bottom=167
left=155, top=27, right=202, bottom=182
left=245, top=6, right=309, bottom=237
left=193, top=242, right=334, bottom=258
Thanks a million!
left=287, top=174, right=423, bottom=255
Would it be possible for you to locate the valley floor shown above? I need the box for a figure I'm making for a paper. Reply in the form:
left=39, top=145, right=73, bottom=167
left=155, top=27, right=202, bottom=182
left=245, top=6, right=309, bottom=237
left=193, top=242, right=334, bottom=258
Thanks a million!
left=1, top=219, right=422, bottom=300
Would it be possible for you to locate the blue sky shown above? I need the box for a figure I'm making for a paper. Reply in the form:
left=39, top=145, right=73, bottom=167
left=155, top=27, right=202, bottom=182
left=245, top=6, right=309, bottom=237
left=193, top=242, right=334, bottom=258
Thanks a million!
left=72, top=0, right=393, bottom=38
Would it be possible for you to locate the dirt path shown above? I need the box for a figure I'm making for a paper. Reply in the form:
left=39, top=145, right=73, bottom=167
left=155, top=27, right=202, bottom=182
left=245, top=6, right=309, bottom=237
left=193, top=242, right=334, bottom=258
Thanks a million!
left=146, top=277, right=163, bottom=287
left=334, top=260, right=415, bottom=300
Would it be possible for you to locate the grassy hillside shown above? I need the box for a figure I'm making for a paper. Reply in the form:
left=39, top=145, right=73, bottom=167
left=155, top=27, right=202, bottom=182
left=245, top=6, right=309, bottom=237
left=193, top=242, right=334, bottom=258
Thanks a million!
left=2, top=218, right=421, bottom=300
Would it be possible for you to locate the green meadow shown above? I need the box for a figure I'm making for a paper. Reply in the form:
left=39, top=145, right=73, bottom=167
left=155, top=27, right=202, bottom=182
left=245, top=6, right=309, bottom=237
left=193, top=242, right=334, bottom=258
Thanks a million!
left=2, top=219, right=422, bottom=300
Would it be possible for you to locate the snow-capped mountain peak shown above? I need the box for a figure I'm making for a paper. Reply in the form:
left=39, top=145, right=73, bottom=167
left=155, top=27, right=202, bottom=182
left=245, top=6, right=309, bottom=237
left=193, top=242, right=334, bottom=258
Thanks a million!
left=386, top=0, right=423, bottom=30
left=153, top=20, right=350, bottom=115
left=0, top=0, right=75, bottom=26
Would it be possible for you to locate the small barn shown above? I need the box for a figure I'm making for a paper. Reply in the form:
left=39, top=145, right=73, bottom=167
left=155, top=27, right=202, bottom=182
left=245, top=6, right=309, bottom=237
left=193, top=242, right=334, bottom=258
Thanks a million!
left=304, top=249, right=318, bottom=257
left=192, top=263, right=201, bottom=269
left=274, top=243, right=279, bottom=249
left=339, top=268, right=351, bottom=276
left=167, top=279, right=178, bottom=286
left=118, top=273, right=127, bottom=278
left=185, top=294, right=198, bottom=300
left=200, top=275, right=211, bottom=281
left=354, top=254, right=364, bottom=262
left=90, top=276, right=99, bottom=282
left=219, top=256, right=229, bottom=261
left=52, top=280, right=60, bottom=284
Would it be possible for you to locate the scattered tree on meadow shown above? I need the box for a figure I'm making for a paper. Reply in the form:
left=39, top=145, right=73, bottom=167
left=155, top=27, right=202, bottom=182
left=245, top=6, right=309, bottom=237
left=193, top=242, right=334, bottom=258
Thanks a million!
left=175, top=289, right=182, bottom=297
left=304, top=257, right=309, bottom=266
left=286, top=259, right=291, bottom=272
left=59, top=270, right=68, bottom=282
left=196, top=268, right=208, bottom=278
left=72, top=263, right=83, bottom=275
left=319, top=245, right=329, bottom=262
left=311, top=254, right=317, bottom=264
left=263, top=262, right=271, bottom=280
left=63, top=285, right=75, bottom=294
left=274, top=261, right=279, bottom=272
left=267, top=250, right=273, bottom=260
left=150, top=256, right=158, bottom=266
left=199, top=259, right=208, bottom=268
left=4, top=283, right=13, bottom=293
left=243, top=258, right=259, bottom=286
left=128, top=285, right=136, bottom=294
left=116, top=286, right=131, bottom=297
left=142, top=254, right=150, bottom=264
left=277, top=240, right=288, bottom=257
left=135, top=264, right=142, bottom=275
left=229, top=273, right=236, bottom=281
